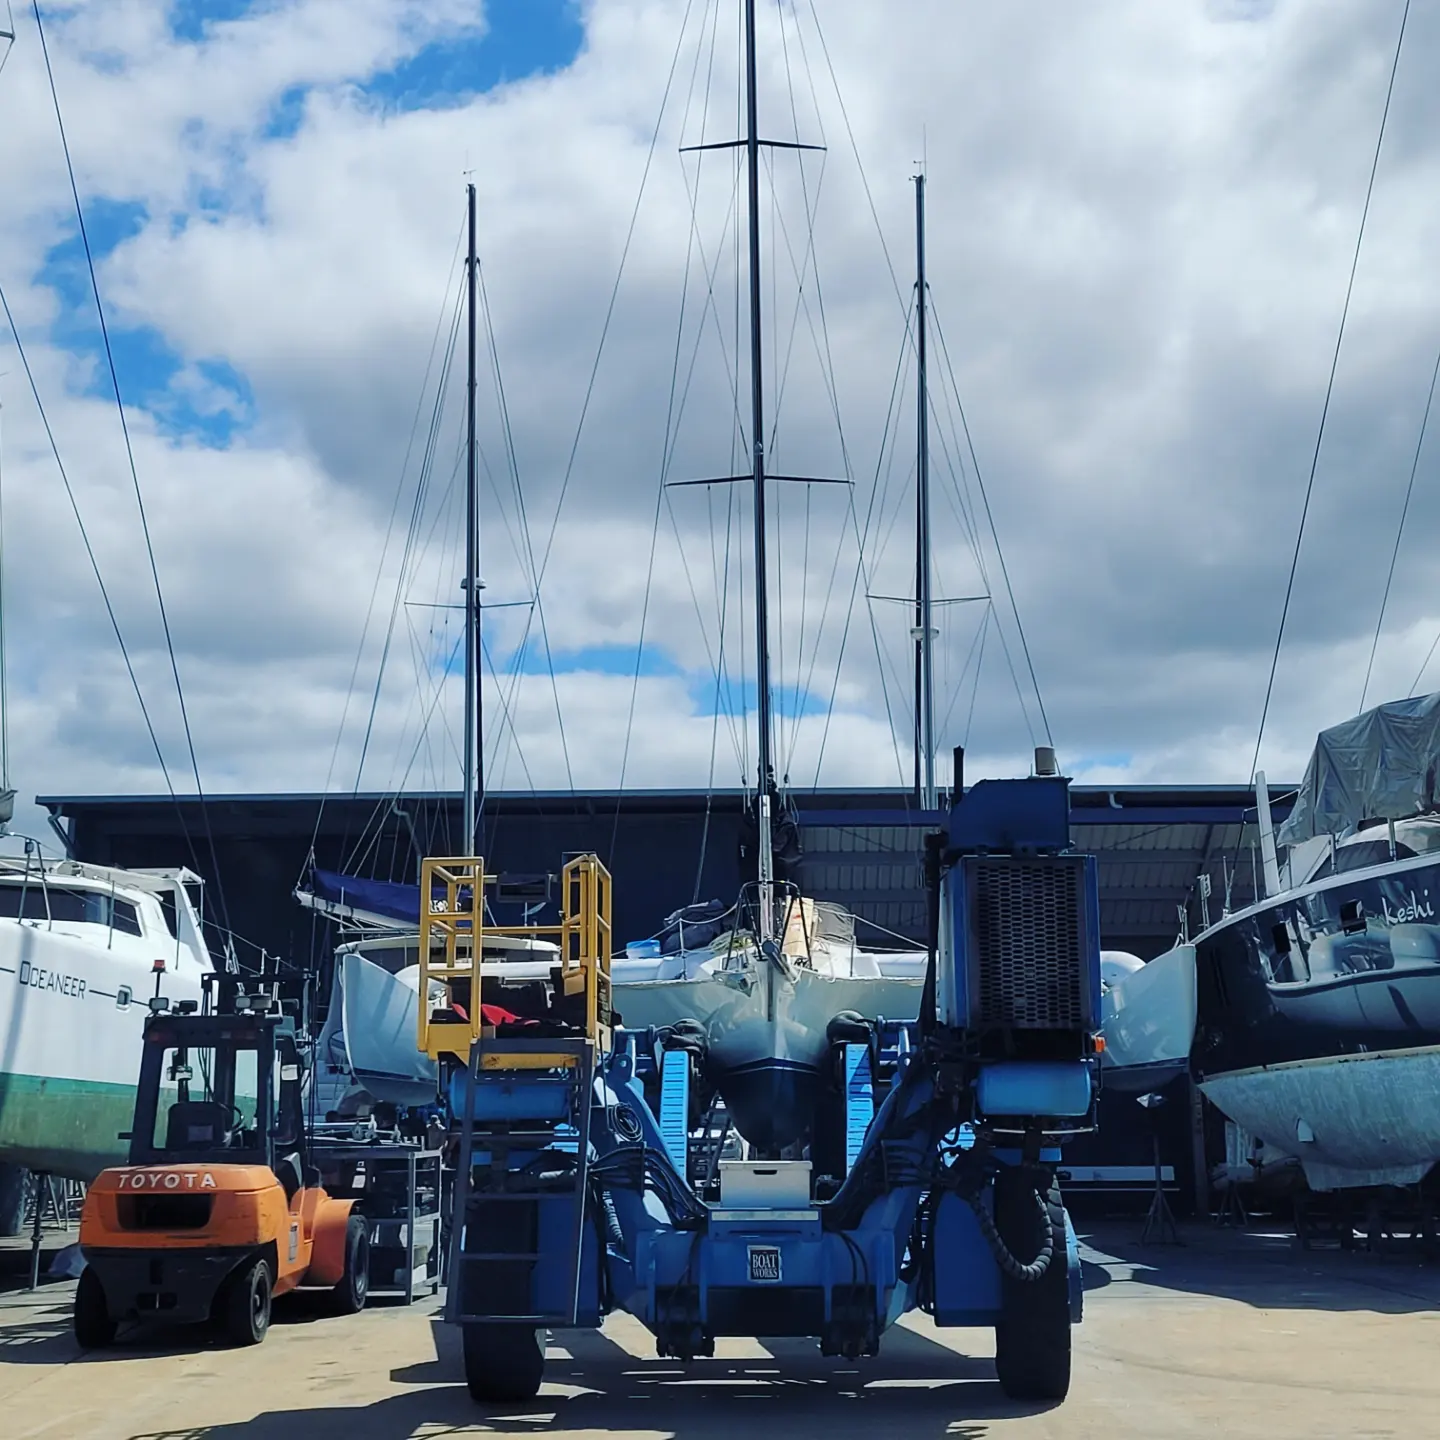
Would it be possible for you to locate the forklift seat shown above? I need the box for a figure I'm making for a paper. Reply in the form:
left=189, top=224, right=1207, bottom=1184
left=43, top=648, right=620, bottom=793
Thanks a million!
left=275, top=1152, right=304, bottom=1203
left=165, top=1100, right=233, bottom=1152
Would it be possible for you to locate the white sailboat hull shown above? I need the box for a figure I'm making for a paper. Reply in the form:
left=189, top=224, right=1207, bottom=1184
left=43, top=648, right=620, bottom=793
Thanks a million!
left=613, top=950, right=923, bottom=1148
left=1100, top=943, right=1197, bottom=1092
left=340, top=955, right=440, bottom=1108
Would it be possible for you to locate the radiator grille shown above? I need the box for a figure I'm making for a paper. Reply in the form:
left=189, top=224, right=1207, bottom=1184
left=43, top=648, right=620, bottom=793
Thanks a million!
left=972, top=860, right=1085, bottom=1029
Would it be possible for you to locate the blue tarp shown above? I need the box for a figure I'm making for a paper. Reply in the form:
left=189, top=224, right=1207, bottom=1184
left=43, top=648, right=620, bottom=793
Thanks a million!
left=312, top=870, right=422, bottom=925
left=308, top=870, right=472, bottom=927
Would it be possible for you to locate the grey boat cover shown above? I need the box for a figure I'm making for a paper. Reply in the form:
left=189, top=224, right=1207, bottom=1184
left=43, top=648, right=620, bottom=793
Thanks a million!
left=1277, top=693, right=1440, bottom=845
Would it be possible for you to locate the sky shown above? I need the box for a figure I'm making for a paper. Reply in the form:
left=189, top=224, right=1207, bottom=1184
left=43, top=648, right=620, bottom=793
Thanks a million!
left=1, top=0, right=1439, bottom=846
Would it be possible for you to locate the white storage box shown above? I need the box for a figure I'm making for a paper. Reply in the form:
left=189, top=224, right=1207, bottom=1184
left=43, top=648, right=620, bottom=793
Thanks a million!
left=718, top=1159, right=812, bottom=1208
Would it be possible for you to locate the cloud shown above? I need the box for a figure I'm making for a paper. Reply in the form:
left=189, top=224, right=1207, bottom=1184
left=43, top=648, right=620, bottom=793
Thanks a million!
left=2, top=0, right=1440, bottom=862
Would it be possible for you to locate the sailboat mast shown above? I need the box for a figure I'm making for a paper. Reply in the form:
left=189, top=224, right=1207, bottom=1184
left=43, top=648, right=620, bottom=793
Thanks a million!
left=463, top=183, right=481, bottom=858
left=913, top=172, right=936, bottom=809
left=743, top=0, right=776, bottom=899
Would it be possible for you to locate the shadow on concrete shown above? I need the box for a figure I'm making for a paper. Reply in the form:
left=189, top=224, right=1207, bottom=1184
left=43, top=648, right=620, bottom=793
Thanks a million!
left=0, top=1285, right=380, bottom=1366
left=126, top=1321, right=1050, bottom=1439
left=0, top=1242, right=73, bottom=1293
left=1080, top=1218, right=1440, bottom=1315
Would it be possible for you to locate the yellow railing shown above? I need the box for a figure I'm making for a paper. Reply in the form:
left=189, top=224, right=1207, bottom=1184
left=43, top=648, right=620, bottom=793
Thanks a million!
left=416, top=853, right=612, bottom=1065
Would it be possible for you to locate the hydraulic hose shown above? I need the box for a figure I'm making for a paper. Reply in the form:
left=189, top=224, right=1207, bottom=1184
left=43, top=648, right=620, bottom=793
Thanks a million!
left=967, top=1183, right=1054, bottom=1283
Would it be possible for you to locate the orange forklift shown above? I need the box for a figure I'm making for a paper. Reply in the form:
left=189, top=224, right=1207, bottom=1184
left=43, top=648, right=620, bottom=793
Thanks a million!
left=75, top=976, right=368, bottom=1348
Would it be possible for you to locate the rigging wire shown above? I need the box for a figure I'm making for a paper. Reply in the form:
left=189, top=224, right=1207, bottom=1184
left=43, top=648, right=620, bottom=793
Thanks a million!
left=962, top=607, right=991, bottom=747
left=801, top=0, right=1051, bottom=766
left=1408, top=627, right=1440, bottom=699
left=348, top=272, right=465, bottom=808
left=33, top=0, right=233, bottom=935
left=609, top=486, right=669, bottom=865
left=693, top=482, right=738, bottom=898
left=306, top=216, right=467, bottom=866
left=1251, top=0, right=1411, bottom=779
left=1362, top=332, right=1440, bottom=710
left=0, top=285, right=206, bottom=878
left=930, top=305, right=1051, bottom=749
left=474, top=244, right=574, bottom=795
left=814, top=483, right=909, bottom=790
left=533, top=0, right=698, bottom=599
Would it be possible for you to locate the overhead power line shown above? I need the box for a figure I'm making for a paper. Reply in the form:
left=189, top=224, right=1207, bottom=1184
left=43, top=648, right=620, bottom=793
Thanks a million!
left=1251, top=0, right=1412, bottom=778
left=33, top=0, right=233, bottom=938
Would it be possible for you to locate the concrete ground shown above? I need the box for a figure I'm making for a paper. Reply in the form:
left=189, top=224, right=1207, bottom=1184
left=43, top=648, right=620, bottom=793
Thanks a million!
left=3, top=1221, right=1440, bottom=1439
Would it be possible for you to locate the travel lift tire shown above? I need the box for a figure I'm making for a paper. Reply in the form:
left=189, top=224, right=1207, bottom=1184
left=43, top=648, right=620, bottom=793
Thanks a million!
left=73, top=1266, right=117, bottom=1350
left=329, top=1213, right=370, bottom=1316
left=992, top=1167, right=1072, bottom=1403
left=463, top=1323, right=545, bottom=1403
left=221, top=1256, right=273, bottom=1347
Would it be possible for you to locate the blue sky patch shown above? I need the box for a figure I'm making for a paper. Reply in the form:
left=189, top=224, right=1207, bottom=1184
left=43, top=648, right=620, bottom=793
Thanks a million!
left=364, top=0, right=583, bottom=111
left=448, top=639, right=829, bottom=723
left=169, top=1, right=256, bottom=44
left=39, top=201, right=253, bottom=446
left=264, top=84, right=309, bottom=141
left=502, top=641, right=684, bottom=680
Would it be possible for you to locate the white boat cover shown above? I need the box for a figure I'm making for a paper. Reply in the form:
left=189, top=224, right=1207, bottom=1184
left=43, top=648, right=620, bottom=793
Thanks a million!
left=340, top=953, right=439, bottom=1106
left=1277, top=692, right=1440, bottom=845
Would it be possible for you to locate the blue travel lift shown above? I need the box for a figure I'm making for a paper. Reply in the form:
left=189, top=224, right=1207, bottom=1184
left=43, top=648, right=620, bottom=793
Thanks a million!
left=417, top=769, right=1102, bottom=1404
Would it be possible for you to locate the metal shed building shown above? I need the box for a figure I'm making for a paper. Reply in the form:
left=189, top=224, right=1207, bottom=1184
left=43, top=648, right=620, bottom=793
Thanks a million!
left=39, top=783, right=1291, bottom=967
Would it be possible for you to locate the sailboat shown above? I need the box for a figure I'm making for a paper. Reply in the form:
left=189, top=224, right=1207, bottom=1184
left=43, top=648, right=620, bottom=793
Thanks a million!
left=295, top=186, right=558, bottom=1119
left=611, top=16, right=940, bottom=1154
left=1184, top=697, right=1440, bottom=1191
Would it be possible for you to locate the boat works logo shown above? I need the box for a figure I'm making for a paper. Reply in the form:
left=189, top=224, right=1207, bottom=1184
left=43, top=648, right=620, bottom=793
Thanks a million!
left=121, top=1171, right=217, bottom=1190
left=747, top=1245, right=782, bottom=1283
left=1381, top=890, right=1435, bottom=925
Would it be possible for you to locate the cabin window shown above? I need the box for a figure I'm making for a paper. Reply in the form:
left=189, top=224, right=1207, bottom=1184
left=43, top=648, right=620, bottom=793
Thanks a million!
left=0, top=884, right=145, bottom=935
left=110, top=899, right=143, bottom=937
left=1310, top=839, right=1418, bottom=880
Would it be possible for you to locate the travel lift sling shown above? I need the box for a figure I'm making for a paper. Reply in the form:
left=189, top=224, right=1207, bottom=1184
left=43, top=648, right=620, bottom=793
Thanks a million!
left=418, top=765, right=1101, bottom=1404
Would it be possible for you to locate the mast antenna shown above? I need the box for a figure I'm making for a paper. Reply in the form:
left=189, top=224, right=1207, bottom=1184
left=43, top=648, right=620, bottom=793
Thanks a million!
left=913, top=171, right=936, bottom=809
left=742, top=0, right=776, bottom=923
left=462, top=183, right=482, bottom=858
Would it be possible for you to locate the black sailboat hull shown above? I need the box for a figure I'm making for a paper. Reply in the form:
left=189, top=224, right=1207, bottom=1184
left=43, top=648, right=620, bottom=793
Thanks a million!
left=1193, top=855, right=1440, bottom=1186
left=1194, top=855, right=1440, bottom=1078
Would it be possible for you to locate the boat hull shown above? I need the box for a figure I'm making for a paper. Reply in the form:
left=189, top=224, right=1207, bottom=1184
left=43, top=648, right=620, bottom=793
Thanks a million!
left=0, top=921, right=204, bottom=1180
left=1100, top=944, right=1197, bottom=1093
left=1201, top=1045, right=1440, bottom=1190
left=1194, top=853, right=1440, bottom=1187
left=613, top=959, right=922, bottom=1149
left=339, top=954, right=439, bottom=1108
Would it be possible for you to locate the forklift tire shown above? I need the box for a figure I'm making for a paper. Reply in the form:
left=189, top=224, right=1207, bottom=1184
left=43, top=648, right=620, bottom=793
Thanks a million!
left=462, top=1323, right=545, bottom=1402
left=73, top=1267, right=116, bottom=1350
left=329, top=1214, right=370, bottom=1315
left=221, top=1257, right=273, bottom=1347
left=993, top=1169, right=1071, bottom=1403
